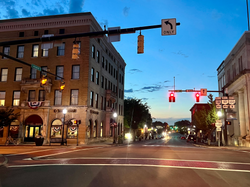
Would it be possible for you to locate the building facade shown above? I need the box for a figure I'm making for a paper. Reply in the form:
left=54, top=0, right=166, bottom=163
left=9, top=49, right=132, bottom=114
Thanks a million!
left=0, top=12, right=126, bottom=145
left=217, top=31, right=250, bottom=146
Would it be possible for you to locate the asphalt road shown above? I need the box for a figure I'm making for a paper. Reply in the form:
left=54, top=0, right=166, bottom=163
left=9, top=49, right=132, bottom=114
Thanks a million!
left=1, top=133, right=250, bottom=187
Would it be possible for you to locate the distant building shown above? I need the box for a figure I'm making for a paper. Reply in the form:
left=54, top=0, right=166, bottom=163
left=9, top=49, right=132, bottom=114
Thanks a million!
left=0, top=12, right=126, bottom=145
left=217, top=31, right=250, bottom=146
left=190, top=103, right=210, bottom=125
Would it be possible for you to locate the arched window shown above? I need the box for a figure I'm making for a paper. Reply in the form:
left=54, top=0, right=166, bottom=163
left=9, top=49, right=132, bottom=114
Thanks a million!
left=93, top=120, right=97, bottom=138
left=67, top=119, right=77, bottom=139
left=87, top=120, right=91, bottom=139
left=51, top=119, right=62, bottom=138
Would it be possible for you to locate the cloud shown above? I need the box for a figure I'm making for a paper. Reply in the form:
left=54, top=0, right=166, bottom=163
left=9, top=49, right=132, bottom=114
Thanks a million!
left=129, top=69, right=142, bottom=74
left=124, top=89, right=133, bottom=93
left=22, top=9, right=31, bottom=17
left=123, top=6, right=130, bottom=17
left=141, top=98, right=149, bottom=101
left=43, top=7, right=64, bottom=16
left=172, top=51, right=188, bottom=58
left=69, top=0, right=85, bottom=13
left=1, top=0, right=19, bottom=19
left=164, top=80, right=170, bottom=83
left=31, top=0, right=41, bottom=6
left=140, top=85, right=162, bottom=92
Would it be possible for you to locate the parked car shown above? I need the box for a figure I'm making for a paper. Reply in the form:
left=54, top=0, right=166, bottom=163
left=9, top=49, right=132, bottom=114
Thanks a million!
left=180, top=136, right=186, bottom=140
left=186, top=135, right=196, bottom=143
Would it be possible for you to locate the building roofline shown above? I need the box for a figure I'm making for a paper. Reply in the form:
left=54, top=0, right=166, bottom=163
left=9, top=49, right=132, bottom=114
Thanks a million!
left=0, top=12, right=93, bottom=23
left=190, top=103, right=209, bottom=111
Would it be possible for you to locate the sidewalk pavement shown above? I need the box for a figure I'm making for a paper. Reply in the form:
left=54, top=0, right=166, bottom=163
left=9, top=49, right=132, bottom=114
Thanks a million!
left=194, top=142, right=250, bottom=150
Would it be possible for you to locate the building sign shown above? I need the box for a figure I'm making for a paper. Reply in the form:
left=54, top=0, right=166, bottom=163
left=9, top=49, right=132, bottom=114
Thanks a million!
left=54, top=109, right=77, bottom=113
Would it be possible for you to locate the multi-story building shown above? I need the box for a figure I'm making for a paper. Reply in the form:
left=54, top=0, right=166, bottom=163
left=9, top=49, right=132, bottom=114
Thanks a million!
left=0, top=12, right=126, bottom=145
left=217, top=31, right=250, bottom=146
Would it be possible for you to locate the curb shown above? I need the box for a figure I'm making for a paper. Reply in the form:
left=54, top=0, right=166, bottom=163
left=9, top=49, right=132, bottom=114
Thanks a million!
left=0, top=154, right=8, bottom=167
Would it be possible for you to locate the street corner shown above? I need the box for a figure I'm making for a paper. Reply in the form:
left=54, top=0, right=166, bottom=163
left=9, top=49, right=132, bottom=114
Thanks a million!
left=0, top=154, right=8, bottom=167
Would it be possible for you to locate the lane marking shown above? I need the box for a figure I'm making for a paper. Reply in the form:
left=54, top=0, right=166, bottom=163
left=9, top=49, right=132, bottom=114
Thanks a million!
left=31, top=147, right=105, bottom=160
left=5, top=149, right=54, bottom=157
left=30, top=156, right=250, bottom=165
left=8, top=163, right=250, bottom=173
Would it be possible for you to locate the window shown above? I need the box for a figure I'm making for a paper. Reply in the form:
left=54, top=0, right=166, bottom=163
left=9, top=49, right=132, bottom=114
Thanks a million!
left=13, top=91, right=20, bottom=106
left=57, top=43, right=65, bottom=56
left=39, top=90, right=45, bottom=101
left=17, top=46, right=24, bottom=58
left=77, top=41, right=81, bottom=54
left=59, top=29, right=65, bottom=34
left=104, top=97, right=106, bottom=110
left=111, top=65, right=113, bottom=76
left=238, top=56, right=243, bottom=72
left=101, top=76, right=104, bottom=88
left=109, top=63, right=111, bottom=74
left=100, top=123, right=103, bottom=137
left=44, top=30, right=48, bottom=34
left=3, top=46, right=10, bottom=59
left=71, top=90, right=79, bottom=105
left=105, top=78, right=107, bottom=90
left=101, top=96, right=104, bottom=110
left=0, top=126, right=3, bottom=138
left=32, top=44, right=39, bottom=57
left=34, top=31, right=38, bottom=36
left=96, top=50, right=100, bottom=63
left=28, top=90, right=36, bottom=101
left=105, top=60, right=108, bottom=71
left=122, top=75, right=124, bottom=85
left=102, top=56, right=104, bottom=68
left=72, top=65, right=80, bottom=79
left=54, top=90, right=62, bottom=105
left=0, top=91, right=6, bottom=106
left=42, top=48, right=48, bottom=57
left=91, top=68, right=94, bottom=82
left=90, top=91, right=94, bottom=107
left=92, top=45, right=95, bottom=58
left=1, top=69, right=8, bottom=81
left=41, top=66, right=47, bottom=77
left=19, top=32, right=24, bottom=37
left=30, top=68, right=37, bottom=79
left=96, top=71, right=99, bottom=85
left=95, top=93, right=98, bottom=108
left=15, top=68, right=22, bottom=81
left=56, top=66, right=64, bottom=80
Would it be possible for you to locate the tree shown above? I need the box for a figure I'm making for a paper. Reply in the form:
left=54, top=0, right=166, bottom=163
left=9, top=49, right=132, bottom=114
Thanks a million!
left=124, top=98, right=152, bottom=138
left=174, top=120, right=191, bottom=134
left=0, top=108, right=20, bottom=136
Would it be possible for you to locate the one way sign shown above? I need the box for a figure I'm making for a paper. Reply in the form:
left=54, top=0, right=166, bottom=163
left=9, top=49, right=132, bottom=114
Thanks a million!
left=161, top=18, right=176, bottom=36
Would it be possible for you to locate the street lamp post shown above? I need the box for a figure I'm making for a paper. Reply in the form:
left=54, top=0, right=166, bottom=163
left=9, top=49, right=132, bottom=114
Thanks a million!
left=217, top=110, right=222, bottom=147
left=61, top=109, right=67, bottom=145
left=113, top=112, right=117, bottom=144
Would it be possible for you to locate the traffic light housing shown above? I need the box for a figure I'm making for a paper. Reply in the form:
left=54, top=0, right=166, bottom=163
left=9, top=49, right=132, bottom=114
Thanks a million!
left=226, top=121, right=231, bottom=125
left=137, top=34, right=144, bottom=54
left=169, top=92, right=175, bottom=102
left=195, top=93, right=200, bottom=102
left=72, top=42, right=80, bottom=59
left=60, top=81, right=65, bottom=92
left=40, top=76, right=47, bottom=87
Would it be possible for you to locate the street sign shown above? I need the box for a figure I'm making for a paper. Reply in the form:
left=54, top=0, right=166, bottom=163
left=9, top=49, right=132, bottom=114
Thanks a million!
left=200, top=89, right=207, bottom=96
left=216, top=100, right=222, bottom=105
left=186, top=89, right=194, bottom=92
left=215, top=123, right=222, bottom=127
left=222, top=96, right=228, bottom=100
left=161, top=18, right=176, bottom=36
left=229, top=100, right=235, bottom=105
left=215, top=97, right=221, bottom=100
left=223, top=105, right=229, bottom=109
left=31, top=64, right=41, bottom=71
left=229, top=97, right=234, bottom=100
left=230, top=105, right=235, bottom=109
left=222, top=100, right=229, bottom=105
left=216, top=127, right=222, bottom=131
left=216, top=105, right=222, bottom=109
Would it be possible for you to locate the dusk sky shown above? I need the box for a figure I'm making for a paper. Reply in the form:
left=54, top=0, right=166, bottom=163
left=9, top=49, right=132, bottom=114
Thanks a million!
left=0, top=0, right=248, bottom=125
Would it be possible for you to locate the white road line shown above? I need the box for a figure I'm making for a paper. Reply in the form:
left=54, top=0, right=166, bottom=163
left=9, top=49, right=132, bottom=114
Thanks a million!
left=8, top=163, right=250, bottom=173
left=5, top=149, right=54, bottom=157
left=30, top=157, right=250, bottom=165
left=32, top=147, right=105, bottom=159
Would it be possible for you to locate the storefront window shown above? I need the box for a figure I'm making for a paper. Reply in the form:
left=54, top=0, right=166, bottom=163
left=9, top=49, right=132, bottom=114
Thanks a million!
left=67, top=126, right=77, bottom=138
left=9, top=126, right=19, bottom=138
left=51, top=119, right=62, bottom=138
left=100, top=123, right=103, bottom=137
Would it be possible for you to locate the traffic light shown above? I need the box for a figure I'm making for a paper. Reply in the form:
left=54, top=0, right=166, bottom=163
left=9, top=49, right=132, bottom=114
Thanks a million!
left=195, top=93, right=200, bottom=102
left=226, top=121, right=231, bottom=125
left=72, top=42, right=80, bottom=59
left=169, top=92, right=175, bottom=102
left=40, top=76, right=47, bottom=87
left=60, top=81, right=65, bottom=92
left=137, top=34, right=144, bottom=54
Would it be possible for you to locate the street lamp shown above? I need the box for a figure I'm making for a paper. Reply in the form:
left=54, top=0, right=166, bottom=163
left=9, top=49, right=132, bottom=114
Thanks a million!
left=61, top=109, right=67, bottom=145
left=113, top=112, right=117, bottom=144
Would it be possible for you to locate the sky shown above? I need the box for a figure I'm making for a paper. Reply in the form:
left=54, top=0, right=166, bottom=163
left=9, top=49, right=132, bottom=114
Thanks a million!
left=0, top=0, right=247, bottom=125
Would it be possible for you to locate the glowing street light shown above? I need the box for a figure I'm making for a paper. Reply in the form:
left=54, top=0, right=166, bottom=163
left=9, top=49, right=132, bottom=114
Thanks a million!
left=217, top=111, right=222, bottom=117
left=61, top=109, right=67, bottom=145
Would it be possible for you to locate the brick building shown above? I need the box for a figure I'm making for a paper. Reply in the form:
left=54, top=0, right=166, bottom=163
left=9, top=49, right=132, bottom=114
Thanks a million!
left=0, top=12, right=126, bottom=145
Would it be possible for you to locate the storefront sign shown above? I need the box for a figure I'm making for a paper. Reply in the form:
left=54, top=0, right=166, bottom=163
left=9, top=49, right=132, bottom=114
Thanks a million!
left=90, top=110, right=99, bottom=114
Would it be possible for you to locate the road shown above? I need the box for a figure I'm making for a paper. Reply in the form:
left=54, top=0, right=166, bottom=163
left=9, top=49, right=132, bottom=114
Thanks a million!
left=1, top=133, right=250, bottom=187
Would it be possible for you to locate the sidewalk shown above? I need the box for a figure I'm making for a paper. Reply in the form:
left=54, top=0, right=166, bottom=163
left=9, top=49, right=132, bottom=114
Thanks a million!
left=194, top=142, right=250, bottom=150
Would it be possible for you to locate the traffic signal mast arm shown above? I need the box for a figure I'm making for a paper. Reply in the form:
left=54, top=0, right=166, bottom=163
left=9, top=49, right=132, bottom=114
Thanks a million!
left=168, top=89, right=224, bottom=93
left=0, top=23, right=180, bottom=47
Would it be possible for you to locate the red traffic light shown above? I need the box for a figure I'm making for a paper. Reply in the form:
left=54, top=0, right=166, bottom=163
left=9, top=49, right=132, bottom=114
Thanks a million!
left=195, top=93, right=200, bottom=102
left=170, top=93, right=174, bottom=97
left=169, top=92, right=175, bottom=102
